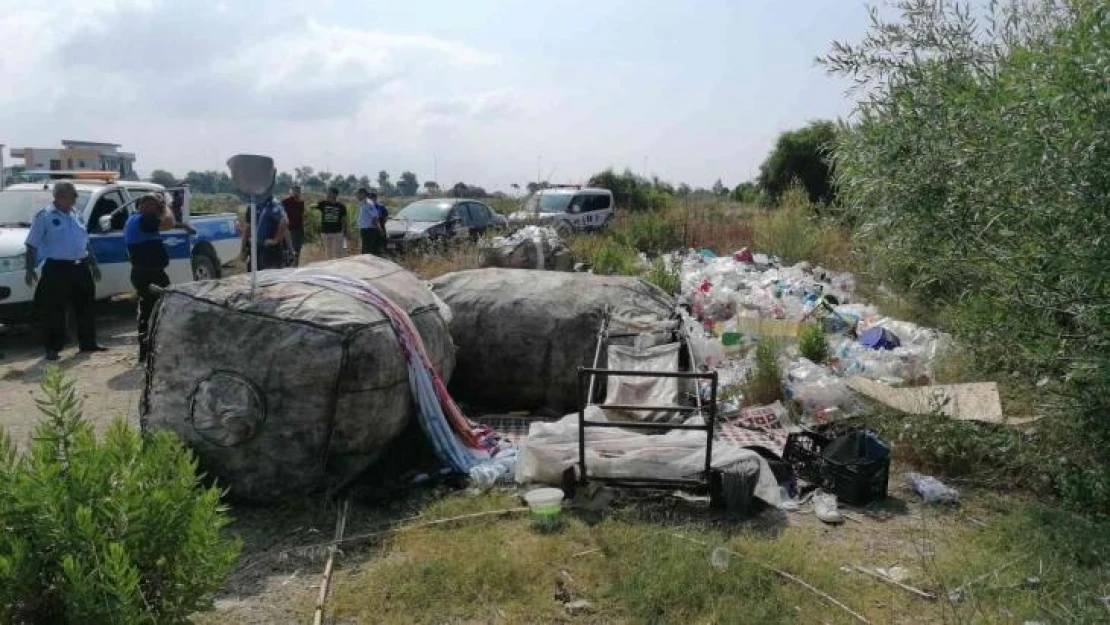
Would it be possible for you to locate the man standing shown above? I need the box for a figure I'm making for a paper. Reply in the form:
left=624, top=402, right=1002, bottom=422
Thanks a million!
left=23, top=182, right=105, bottom=361
left=282, top=185, right=306, bottom=266
left=357, top=188, right=385, bottom=255
left=245, top=193, right=289, bottom=270
left=125, top=194, right=195, bottom=363
left=315, top=187, right=348, bottom=259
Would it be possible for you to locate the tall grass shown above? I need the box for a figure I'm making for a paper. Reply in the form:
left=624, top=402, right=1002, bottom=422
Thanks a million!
left=751, top=186, right=850, bottom=269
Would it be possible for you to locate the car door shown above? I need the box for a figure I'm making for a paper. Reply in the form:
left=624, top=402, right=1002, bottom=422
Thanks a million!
left=125, top=189, right=193, bottom=284
left=446, top=204, right=470, bottom=242
left=566, top=195, right=588, bottom=230
left=84, top=189, right=131, bottom=298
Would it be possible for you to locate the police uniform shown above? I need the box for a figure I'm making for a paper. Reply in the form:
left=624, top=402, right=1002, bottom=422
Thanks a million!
left=25, top=204, right=100, bottom=355
left=253, top=197, right=287, bottom=270
left=124, top=211, right=170, bottom=362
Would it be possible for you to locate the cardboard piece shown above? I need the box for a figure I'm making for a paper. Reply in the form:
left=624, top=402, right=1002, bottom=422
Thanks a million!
left=846, top=377, right=1032, bottom=425
left=735, top=316, right=816, bottom=339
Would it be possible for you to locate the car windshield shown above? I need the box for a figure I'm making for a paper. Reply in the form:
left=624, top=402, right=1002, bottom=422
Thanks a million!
left=523, top=193, right=574, bottom=214
left=396, top=200, right=453, bottom=221
left=0, top=190, right=92, bottom=227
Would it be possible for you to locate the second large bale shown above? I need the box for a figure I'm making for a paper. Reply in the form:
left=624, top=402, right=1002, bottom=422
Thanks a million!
left=142, top=255, right=454, bottom=501
left=430, top=268, right=674, bottom=413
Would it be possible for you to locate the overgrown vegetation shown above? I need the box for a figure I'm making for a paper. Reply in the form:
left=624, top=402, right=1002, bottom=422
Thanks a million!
left=0, top=368, right=240, bottom=623
left=797, top=324, right=829, bottom=365
left=825, top=0, right=1110, bottom=512
left=751, top=186, right=850, bottom=268
left=744, top=339, right=784, bottom=406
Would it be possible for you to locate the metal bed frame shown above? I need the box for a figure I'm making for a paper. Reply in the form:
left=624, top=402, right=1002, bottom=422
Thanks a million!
left=575, top=313, right=720, bottom=493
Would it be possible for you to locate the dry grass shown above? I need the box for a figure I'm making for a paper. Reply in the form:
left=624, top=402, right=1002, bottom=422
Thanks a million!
left=313, top=489, right=1109, bottom=625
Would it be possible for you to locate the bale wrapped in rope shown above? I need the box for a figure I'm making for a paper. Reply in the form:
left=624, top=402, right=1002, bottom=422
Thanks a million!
left=141, top=255, right=455, bottom=501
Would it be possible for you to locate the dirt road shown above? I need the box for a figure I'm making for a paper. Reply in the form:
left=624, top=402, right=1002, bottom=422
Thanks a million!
left=1, top=301, right=144, bottom=445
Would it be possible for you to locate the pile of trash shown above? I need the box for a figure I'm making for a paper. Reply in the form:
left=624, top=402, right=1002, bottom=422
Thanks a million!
left=677, top=248, right=958, bottom=425
left=478, top=225, right=575, bottom=271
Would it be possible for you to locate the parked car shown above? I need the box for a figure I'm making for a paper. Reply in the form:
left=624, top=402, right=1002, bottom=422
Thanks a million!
left=508, top=186, right=615, bottom=233
left=0, top=174, right=241, bottom=322
left=385, top=198, right=502, bottom=253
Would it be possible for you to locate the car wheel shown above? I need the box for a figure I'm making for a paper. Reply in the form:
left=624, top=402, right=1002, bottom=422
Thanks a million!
left=555, top=221, right=574, bottom=236
left=192, top=252, right=219, bottom=281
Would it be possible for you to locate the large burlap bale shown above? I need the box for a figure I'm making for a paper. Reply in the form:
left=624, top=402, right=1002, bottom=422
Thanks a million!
left=142, top=255, right=454, bottom=501
left=430, top=269, right=674, bottom=413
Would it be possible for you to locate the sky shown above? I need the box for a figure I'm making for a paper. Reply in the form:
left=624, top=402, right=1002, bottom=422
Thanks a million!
left=0, top=0, right=876, bottom=192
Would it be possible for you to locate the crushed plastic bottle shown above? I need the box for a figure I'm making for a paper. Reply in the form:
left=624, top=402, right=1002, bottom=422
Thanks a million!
left=905, top=472, right=959, bottom=504
left=710, top=546, right=730, bottom=571
left=468, top=449, right=518, bottom=490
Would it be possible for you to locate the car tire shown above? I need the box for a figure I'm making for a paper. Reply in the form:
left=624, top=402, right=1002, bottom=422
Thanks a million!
left=192, top=252, right=219, bottom=282
left=555, top=221, right=574, bottom=236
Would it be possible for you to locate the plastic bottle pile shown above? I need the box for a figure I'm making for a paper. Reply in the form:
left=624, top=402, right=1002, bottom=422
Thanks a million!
left=678, top=248, right=951, bottom=424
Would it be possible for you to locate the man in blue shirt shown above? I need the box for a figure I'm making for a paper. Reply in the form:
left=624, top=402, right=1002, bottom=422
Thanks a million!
left=23, top=182, right=104, bottom=361
left=125, top=194, right=194, bottom=363
left=357, top=187, right=385, bottom=255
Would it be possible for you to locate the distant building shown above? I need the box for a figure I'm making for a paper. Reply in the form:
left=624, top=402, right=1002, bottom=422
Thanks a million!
left=12, top=140, right=137, bottom=180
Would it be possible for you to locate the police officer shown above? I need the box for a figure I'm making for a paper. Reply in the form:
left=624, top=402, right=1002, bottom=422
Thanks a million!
left=23, top=182, right=104, bottom=361
left=125, top=194, right=195, bottom=363
left=243, top=193, right=289, bottom=270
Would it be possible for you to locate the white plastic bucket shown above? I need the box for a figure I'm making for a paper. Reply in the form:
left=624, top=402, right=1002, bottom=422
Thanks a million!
left=524, top=487, right=564, bottom=520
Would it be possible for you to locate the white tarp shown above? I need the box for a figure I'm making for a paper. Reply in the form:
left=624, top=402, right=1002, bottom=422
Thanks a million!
left=604, top=342, right=681, bottom=423
left=515, top=407, right=781, bottom=508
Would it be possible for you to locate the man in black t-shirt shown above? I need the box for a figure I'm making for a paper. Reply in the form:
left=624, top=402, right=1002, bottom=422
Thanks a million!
left=315, top=187, right=348, bottom=259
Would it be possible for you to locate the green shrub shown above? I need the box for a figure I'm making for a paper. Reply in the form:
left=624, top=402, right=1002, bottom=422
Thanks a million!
left=0, top=368, right=240, bottom=624
left=591, top=240, right=641, bottom=276
left=797, top=324, right=829, bottom=364
left=744, top=339, right=783, bottom=406
left=751, top=187, right=849, bottom=267
left=614, top=211, right=682, bottom=256
left=825, top=0, right=1110, bottom=511
left=643, top=259, right=680, bottom=295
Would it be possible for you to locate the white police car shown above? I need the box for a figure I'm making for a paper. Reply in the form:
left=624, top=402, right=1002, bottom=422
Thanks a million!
left=508, top=186, right=615, bottom=234
left=0, top=172, right=241, bottom=321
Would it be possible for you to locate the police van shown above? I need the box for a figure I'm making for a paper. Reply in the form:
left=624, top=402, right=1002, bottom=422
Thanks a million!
left=508, top=186, right=615, bottom=234
left=0, top=172, right=242, bottom=321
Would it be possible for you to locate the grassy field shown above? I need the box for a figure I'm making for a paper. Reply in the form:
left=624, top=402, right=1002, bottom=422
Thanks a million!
left=195, top=486, right=1108, bottom=624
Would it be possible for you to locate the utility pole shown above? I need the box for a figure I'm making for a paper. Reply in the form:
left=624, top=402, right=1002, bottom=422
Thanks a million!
left=0, top=144, right=6, bottom=190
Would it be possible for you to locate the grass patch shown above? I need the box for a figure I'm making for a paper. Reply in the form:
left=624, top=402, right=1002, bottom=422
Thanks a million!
left=322, top=490, right=1109, bottom=624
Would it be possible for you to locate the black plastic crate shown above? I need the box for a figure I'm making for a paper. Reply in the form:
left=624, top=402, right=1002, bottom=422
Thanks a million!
left=783, top=429, right=890, bottom=505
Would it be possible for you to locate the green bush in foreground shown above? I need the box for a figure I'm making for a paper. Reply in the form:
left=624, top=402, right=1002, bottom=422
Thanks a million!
left=0, top=368, right=240, bottom=624
left=797, top=324, right=829, bottom=365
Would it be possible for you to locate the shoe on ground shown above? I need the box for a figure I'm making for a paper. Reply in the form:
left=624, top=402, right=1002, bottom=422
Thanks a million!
left=79, top=344, right=108, bottom=353
left=814, top=492, right=844, bottom=524
left=45, top=350, right=60, bottom=361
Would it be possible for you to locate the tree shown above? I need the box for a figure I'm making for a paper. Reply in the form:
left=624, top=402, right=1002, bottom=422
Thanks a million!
left=451, top=182, right=469, bottom=197
left=149, top=169, right=177, bottom=187
left=377, top=171, right=392, bottom=196
left=294, top=166, right=314, bottom=186
left=677, top=183, right=692, bottom=197
left=711, top=178, right=728, bottom=196
left=275, top=172, right=295, bottom=195
left=397, top=171, right=419, bottom=196
left=731, top=181, right=760, bottom=204
left=825, top=0, right=1110, bottom=509
left=423, top=181, right=440, bottom=195
left=358, top=175, right=371, bottom=191
left=757, top=120, right=837, bottom=204
left=587, top=168, right=672, bottom=211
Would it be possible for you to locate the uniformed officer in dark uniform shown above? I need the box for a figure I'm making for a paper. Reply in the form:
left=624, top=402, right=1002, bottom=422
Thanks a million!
left=23, top=182, right=104, bottom=361
left=125, top=194, right=194, bottom=363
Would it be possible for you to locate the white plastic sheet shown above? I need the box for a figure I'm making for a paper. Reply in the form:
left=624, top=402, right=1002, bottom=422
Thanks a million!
left=515, top=407, right=781, bottom=508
